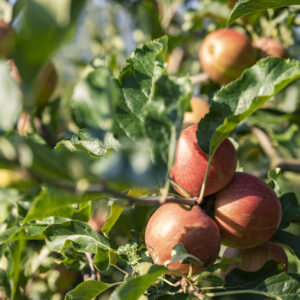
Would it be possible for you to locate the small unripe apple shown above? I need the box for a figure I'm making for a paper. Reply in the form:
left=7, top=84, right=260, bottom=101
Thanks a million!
left=199, top=28, right=258, bottom=84
left=145, top=203, right=221, bottom=274
left=170, top=125, right=237, bottom=197
left=0, top=20, right=16, bottom=58
left=253, top=37, right=287, bottom=58
left=222, top=242, right=288, bottom=277
left=33, top=61, right=58, bottom=107
left=55, top=265, right=79, bottom=292
left=183, top=97, right=210, bottom=126
left=214, top=172, right=282, bottom=249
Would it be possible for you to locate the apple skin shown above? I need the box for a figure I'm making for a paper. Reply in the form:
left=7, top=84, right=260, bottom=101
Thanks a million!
left=214, top=172, right=282, bottom=249
left=145, top=203, right=221, bottom=274
left=199, top=28, right=258, bottom=84
left=253, top=37, right=287, bottom=58
left=183, top=97, right=210, bottom=126
left=222, top=242, right=288, bottom=278
left=0, top=20, right=16, bottom=58
left=170, top=125, right=237, bottom=197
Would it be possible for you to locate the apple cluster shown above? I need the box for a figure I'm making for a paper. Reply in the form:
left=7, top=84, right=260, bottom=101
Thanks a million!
left=145, top=124, right=287, bottom=276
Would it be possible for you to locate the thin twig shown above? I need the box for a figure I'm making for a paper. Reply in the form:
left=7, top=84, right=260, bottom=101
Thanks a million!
left=167, top=47, right=184, bottom=74
left=252, top=127, right=300, bottom=173
left=84, top=253, right=100, bottom=281
left=111, top=264, right=128, bottom=276
left=190, top=73, right=210, bottom=85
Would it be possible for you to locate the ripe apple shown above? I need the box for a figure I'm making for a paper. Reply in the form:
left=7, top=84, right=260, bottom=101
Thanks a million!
left=222, top=242, right=288, bottom=277
left=253, top=37, right=287, bottom=58
left=33, top=61, right=58, bottom=107
left=145, top=203, right=221, bottom=274
left=198, top=28, right=258, bottom=84
left=183, top=97, right=210, bottom=126
left=0, top=20, right=16, bottom=58
left=170, top=125, right=237, bottom=197
left=214, top=172, right=282, bottom=249
left=88, top=209, right=107, bottom=233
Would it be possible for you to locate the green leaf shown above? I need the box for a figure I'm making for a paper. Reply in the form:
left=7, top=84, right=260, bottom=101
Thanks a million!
left=117, top=242, right=141, bottom=266
left=56, top=129, right=119, bottom=160
left=272, top=230, right=300, bottom=260
left=279, top=193, right=300, bottom=230
left=14, top=0, right=86, bottom=87
left=71, top=65, right=119, bottom=131
left=109, top=264, right=167, bottom=300
left=0, top=61, right=22, bottom=131
left=65, top=280, right=114, bottom=300
left=101, top=202, right=125, bottom=238
left=43, top=220, right=111, bottom=253
left=165, top=243, right=203, bottom=266
left=197, top=58, right=300, bottom=155
left=210, top=271, right=300, bottom=299
left=0, top=224, right=45, bottom=245
left=93, top=246, right=111, bottom=272
left=23, top=186, right=101, bottom=224
left=7, top=240, right=25, bottom=300
left=113, top=36, right=191, bottom=174
left=227, top=0, right=300, bottom=26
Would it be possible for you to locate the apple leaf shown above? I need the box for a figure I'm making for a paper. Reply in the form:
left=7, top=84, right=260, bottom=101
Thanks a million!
left=71, top=65, right=119, bottom=131
left=113, top=36, right=191, bottom=173
left=271, top=230, right=300, bottom=261
left=197, top=58, right=300, bottom=155
left=0, top=224, right=46, bottom=245
left=227, top=0, right=300, bottom=26
left=279, top=193, right=300, bottom=230
left=7, top=241, right=25, bottom=300
left=109, top=264, right=168, bottom=300
left=23, top=186, right=101, bottom=224
left=93, top=246, right=111, bottom=272
left=0, top=61, right=22, bottom=132
left=43, top=220, right=111, bottom=253
left=65, top=280, right=114, bottom=300
left=14, top=0, right=86, bottom=86
left=101, top=201, right=125, bottom=238
left=214, top=271, right=300, bottom=299
left=55, top=129, right=119, bottom=159
left=165, top=243, right=203, bottom=267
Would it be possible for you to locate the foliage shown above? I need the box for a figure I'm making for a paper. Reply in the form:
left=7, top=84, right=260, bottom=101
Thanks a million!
left=0, top=0, right=300, bottom=299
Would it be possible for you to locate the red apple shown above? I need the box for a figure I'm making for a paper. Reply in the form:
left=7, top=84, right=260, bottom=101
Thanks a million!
left=145, top=203, right=221, bottom=274
left=214, top=172, right=282, bottom=249
left=170, top=125, right=237, bottom=197
left=199, top=28, right=258, bottom=84
left=222, top=242, right=288, bottom=277
left=183, top=97, right=210, bottom=126
left=253, top=37, right=287, bottom=58
left=0, top=20, right=16, bottom=58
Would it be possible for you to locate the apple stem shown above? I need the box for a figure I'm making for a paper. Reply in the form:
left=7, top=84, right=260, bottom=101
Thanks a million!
left=197, top=158, right=212, bottom=204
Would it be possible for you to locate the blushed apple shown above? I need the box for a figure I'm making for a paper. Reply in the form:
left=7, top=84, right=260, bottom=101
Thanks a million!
left=199, top=28, right=258, bottom=84
left=222, top=242, right=288, bottom=277
left=214, top=172, right=282, bottom=249
left=145, top=203, right=221, bottom=275
left=170, top=125, right=237, bottom=197
left=253, top=37, right=287, bottom=58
